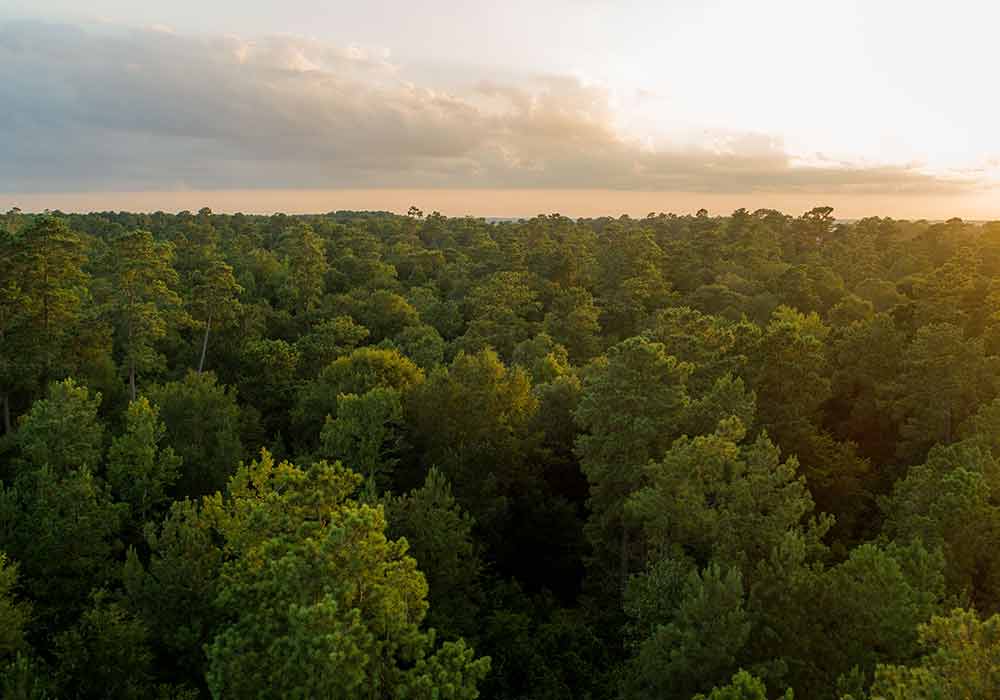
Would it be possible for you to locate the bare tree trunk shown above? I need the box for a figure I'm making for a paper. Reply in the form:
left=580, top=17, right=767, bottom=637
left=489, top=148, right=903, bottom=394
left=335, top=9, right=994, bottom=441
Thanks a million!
left=198, top=312, right=212, bottom=374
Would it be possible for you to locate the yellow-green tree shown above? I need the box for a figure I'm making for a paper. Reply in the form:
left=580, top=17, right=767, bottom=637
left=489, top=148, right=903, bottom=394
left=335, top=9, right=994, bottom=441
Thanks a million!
left=205, top=451, right=490, bottom=699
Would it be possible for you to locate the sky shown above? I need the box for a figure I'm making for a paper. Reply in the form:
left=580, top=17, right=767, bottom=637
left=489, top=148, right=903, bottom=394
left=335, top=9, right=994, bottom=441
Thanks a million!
left=1, top=0, right=998, bottom=218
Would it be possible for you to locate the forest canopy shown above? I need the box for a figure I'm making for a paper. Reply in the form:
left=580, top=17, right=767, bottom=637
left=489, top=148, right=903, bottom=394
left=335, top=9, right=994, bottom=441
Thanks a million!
left=2, top=205, right=1000, bottom=699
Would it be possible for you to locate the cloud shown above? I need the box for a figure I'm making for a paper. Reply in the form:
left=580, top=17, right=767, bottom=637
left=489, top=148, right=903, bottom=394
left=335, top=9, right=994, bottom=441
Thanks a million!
left=0, top=20, right=986, bottom=194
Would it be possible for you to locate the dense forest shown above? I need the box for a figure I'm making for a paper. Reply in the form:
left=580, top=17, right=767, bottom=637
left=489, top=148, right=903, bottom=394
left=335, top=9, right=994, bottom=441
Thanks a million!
left=2, top=205, right=1000, bottom=698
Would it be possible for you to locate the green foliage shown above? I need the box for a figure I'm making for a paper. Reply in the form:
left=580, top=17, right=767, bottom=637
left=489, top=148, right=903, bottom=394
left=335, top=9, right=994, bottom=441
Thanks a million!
left=15, top=378, right=104, bottom=476
left=0, top=466, right=125, bottom=632
left=277, top=223, right=328, bottom=314
left=0, top=553, right=31, bottom=658
left=793, top=541, right=948, bottom=697
left=238, top=338, right=299, bottom=435
left=846, top=609, right=1000, bottom=699
left=881, top=441, right=1000, bottom=612
left=543, top=286, right=602, bottom=362
left=123, top=499, right=224, bottom=687
left=107, top=397, right=182, bottom=524
left=98, top=229, right=183, bottom=399
left=6, top=207, right=1000, bottom=698
left=574, top=336, right=693, bottom=588
left=386, top=468, right=482, bottom=640
left=627, top=417, right=829, bottom=574
left=476, top=584, right=610, bottom=700
left=891, top=323, right=1000, bottom=463
left=186, top=254, right=242, bottom=374
left=0, top=653, right=55, bottom=700
left=0, top=216, right=89, bottom=407
left=52, top=591, right=154, bottom=699
left=597, top=224, right=673, bottom=340
left=407, top=349, right=539, bottom=526
left=146, top=371, right=244, bottom=499
left=319, top=387, right=404, bottom=495
left=459, top=271, right=542, bottom=359
left=294, top=346, right=422, bottom=450
left=622, top=561, right=751, bottom=699
left=744, top=306, right=831, bottom=443
left=355, top=289, right=421, bottom=342
left=205, top=451, right=490, bottom=699
left=512, top=333, right=572, bottom=384
left=694, top=670, right=793, bottom=700
left=389, top=323, right=446, bottom=370
left=294, top=315, right=370, bottom=376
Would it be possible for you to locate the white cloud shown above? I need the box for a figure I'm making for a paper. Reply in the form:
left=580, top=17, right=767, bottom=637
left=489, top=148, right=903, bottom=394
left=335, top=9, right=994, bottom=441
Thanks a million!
left=0, top=20, right=987, bottom=195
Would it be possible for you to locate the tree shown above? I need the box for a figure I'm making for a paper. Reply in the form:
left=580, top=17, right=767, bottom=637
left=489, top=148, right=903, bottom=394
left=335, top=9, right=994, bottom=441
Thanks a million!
left=596, top=224, right=673, bottom=340
left=123, top=499, right=224, bottom=690
left=881, top=441, right=1000, bottom=612
left=543, top=286, right=602, bottom=363
left=294, top=315, right=370, bottom=377
left=319, top=387, right=404, bottom=496
left=827, top=313, right=905, bottom=469
left=52, top=592, right=154, bottom=700
left=294, top=347, right=422, bottom=451
left=188, top=256, right=242, bottom=374
left=355, top=289, right=420, bottom=343
left=694, top=670, right=793, bottom=700
left=642, top=306, right=747, bottom=398
left=0, top=554, right=31, bottom=659
left=100, top=229, right=183, bottom=400
left=0, top=216, right=89, bottom=430
left=146, top=372, right=245, bottom=500
left=626, top=416, right=828, bottom=576
left=0, top=465, right=125, bottom=634
left=14, top=378, right=104, bottom=477
left=459, top=271, right=542, bottom=360
left=621, top=560, right=751, bottom=699
left=238, top=338, right=300, bottom=438
left=388, top=323, right=446, bottom=370
left=849, top=609, right=1000, bottom=700
left=277, top=223, right=328, bottom=315
left=574, top=337, right=692, bottom=590
left=0, top=651, right=54, bottom=700
left=106, top=397, right=182, bottom=526
left=406, top=349, right=539, bottom=525
left=386, top=468, right=483, bottom=640
left=891, top=323, right=999, bottom=464
left=743, top=306, right=831, bottom=444
left=0, top=223, right=24, bottom=434
left=511, top=333, right=572, bottom=385
left=205, top=451, right=490, bottom=698
left=795, top=541, right=947, bottom=698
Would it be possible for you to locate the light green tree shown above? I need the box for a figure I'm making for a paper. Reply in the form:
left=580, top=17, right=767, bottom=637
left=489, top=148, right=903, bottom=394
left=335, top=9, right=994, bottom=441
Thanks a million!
left=845, top=609, right=1000, bottom=700
left=0, top=553, right=31, bottom=659
left=695, top=670, right=793, bottom=700
left=205, top=451, right=490, bottom=699
left=15, top=379, right=104, bottom=476
left=106, top=397, right=182, bottom=525
left=319, top=387, right=404, bottom=496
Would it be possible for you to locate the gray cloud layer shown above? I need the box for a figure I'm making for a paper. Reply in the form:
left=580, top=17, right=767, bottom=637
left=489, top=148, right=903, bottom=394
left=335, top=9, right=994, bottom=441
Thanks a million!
left=0, top=20, right=981, bottom=193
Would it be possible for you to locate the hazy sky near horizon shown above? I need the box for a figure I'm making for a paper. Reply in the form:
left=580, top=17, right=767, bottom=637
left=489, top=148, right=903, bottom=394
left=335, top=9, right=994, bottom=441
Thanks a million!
left=1, top=0, right=998, bottom=217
